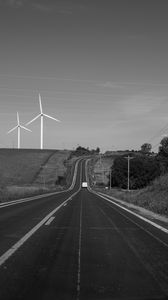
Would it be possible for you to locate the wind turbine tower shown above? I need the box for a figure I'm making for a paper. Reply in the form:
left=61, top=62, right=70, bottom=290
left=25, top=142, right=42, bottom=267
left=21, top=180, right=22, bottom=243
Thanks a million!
left=7, top=112, right=31, bottom=149
left=26, top=94, right=61, bottom=149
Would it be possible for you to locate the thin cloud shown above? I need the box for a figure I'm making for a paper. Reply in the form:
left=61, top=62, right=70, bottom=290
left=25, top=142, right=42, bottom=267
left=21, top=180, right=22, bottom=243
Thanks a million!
left=119, top=95, right=167, bottom=118
left=0, top=0, right=26, bottom=7
left=31, top=3, right=53, bottom=13
left=31, top=2, right=73, bottom=14
left=97, top=80, right=168, bottom=89
left=0, top=0, right=73, bottom=14
left=97, top=81, right=124, bottom=89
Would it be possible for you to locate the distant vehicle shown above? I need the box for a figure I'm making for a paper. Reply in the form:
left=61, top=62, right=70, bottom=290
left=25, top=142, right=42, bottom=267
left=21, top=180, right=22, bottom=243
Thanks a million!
left=82, top=182, right=88, bottom=188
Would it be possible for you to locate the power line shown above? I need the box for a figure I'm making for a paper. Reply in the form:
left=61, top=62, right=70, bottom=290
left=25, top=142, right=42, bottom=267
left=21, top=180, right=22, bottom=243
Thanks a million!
left=152, top=142, right=160, bottom=151
left=148, top=122, right=168, bottom=143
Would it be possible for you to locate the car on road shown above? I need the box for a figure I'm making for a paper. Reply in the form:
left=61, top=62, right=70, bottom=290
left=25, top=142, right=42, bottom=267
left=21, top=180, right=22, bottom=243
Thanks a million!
left=82, top=182, right=88, bottom=188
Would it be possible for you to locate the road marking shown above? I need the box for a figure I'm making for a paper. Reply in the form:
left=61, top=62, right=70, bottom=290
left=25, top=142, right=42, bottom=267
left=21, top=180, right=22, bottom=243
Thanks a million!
left=92, top=191, right=168, bottom=248
left=0, top=185, right=82, bottom=267
left=0, top=199, right=68, bottom=267
left=0, top=158, right=83, bottom=267
left=76, top=198, right=82, bottom=300
left=93, top=191, right=168, bottom=235
left=63, top=203, right=67, bottom=206
left=0, top=157, right=84, bottom=268
left=99, top=206, right=168, bottom=294
left=45, top=217, right=55, bottom=226
left=105, top=200, right=168, bottom=248
left=76, top=162, right=83, bottom=300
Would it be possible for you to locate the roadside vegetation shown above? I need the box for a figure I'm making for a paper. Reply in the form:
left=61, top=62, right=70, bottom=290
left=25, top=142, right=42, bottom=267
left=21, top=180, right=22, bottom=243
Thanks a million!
left=70, top=145, right=100, bottom=157
left=93, top=175, right=168, bottom=217
left=110, top=155, right=161, bottom=189
left=88, top=137, right=168, bottom=217
left=0, top=149, right=76, bottom=202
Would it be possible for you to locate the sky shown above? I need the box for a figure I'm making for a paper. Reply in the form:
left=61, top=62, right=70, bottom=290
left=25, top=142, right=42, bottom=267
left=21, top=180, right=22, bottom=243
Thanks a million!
left=1, top=0, right=168, bottom=151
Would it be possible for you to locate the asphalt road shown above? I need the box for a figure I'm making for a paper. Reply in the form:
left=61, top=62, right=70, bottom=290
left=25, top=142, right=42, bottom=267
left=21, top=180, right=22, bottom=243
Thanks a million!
left=0, top=159, right=168, bottom=300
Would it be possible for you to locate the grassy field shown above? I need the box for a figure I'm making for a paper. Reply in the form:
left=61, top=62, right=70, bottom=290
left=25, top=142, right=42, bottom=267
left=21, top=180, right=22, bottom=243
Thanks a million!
left=0, top=149, right=55, bottom=186
left=0, top=149, right=75, bottom=202
left=88, top=156, right=168, bottom=217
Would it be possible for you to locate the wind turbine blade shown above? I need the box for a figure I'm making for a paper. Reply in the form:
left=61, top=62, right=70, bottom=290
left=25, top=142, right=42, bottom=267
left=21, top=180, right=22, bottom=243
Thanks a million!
left=26, top=114, right=41, bottom=125
left=39, top=94, right=43, bottom=113
left=20, top=125, right=32, bottom=132
left=43, top=114, right=61, bottom=122
left=17, top=112, right=20, bottom=125
left=7, top=125, right=18, bottom=134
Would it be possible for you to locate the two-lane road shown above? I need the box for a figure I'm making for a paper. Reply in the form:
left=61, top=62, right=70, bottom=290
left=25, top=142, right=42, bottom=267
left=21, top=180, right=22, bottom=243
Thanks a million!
left=0, top=159, right=168, bottom=299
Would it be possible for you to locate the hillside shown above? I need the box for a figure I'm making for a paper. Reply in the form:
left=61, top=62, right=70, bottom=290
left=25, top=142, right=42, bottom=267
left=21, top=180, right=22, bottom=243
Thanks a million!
left=0, top=149, right=55, bottom=186
left=33, top=150, right=75, bottom=188
left=0, top=149, right=74, bottom=202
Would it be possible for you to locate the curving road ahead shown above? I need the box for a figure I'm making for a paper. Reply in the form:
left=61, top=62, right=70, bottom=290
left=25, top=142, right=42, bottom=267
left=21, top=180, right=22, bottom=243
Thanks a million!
left=0, top=159, right=168, bottom=299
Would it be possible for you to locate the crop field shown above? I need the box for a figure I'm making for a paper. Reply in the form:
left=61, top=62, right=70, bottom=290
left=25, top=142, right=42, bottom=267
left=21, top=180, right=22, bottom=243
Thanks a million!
left=0, top=149, right=73, bottom=202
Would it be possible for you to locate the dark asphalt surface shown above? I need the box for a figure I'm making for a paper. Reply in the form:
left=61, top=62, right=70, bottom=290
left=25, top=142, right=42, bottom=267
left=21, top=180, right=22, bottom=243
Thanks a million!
left=0, top=159, right=168, bottom=299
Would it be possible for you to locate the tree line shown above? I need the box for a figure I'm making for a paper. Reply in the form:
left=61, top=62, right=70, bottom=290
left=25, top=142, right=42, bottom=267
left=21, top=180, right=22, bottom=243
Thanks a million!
left=110, top=137, right=168, bottom=189
left=71, top=146, right=100, bottom=157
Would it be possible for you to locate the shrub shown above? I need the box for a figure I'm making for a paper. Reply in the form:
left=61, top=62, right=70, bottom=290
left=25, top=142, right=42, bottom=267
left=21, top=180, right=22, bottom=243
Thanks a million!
left=55, top=175, right=66, bottom=186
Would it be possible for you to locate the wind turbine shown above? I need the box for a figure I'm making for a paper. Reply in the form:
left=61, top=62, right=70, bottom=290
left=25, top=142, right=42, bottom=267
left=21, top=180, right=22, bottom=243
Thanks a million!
left=26, top=94, right=61, bottom=149
left=7, top=112, right=31, bottom=149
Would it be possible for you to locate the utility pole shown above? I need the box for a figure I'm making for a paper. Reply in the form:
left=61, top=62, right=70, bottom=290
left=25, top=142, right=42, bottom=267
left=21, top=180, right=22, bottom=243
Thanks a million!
left=124, top=155, right=134, bottom=191
left=109, top=169, right=112, bottom=190
left=99, top=152, right=102, bottom=166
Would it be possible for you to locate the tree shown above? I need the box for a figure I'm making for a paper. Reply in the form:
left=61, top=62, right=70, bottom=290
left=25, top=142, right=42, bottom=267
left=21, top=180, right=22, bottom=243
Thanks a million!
left=158, top=136, right=168, bottom=156
left=95, top=147, right=100, bottom=154
left=157, top=136, right=168, bottom=173
left=110, top=156, right=128, bottom=189
left=141, top=143, right=152, bottom=154
left=75, top=146, right=90, bottom=156
left=71, top=145, right=101, bottom=157
left=110, top=155, right=161, bottom=189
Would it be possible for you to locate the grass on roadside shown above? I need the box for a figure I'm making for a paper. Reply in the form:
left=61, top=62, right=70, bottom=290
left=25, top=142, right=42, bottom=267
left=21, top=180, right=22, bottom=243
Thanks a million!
left=0, top=185, right=49, bottom=202
left=94, top=174, right=168, bottom=217
left=88, top=157, right=168, bottom=217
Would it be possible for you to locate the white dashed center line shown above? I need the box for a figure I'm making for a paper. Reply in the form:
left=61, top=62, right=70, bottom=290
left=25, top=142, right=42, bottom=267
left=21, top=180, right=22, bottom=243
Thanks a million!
left=45, top=217, right=55, bottom=226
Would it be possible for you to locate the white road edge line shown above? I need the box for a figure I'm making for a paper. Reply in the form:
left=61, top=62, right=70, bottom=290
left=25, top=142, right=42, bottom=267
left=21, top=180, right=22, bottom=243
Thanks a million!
left=85, top=159, right=168, bottom=235
left=45, top=217, right=55, bottom=226
left=0, top=161, right=83, bottom=267
left=92, top=190, right=168, bottom=235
